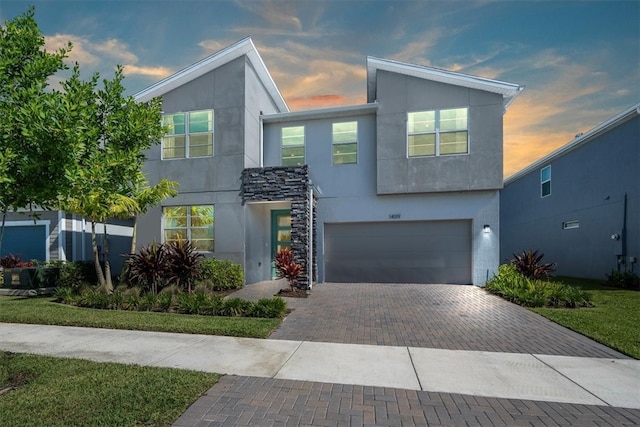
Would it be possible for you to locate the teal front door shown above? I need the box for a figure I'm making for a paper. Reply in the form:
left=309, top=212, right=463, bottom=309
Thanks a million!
left=271, top=209, right=292, bottom=279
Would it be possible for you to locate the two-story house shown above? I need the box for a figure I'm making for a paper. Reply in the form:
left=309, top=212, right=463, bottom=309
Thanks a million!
left=134, top=37, right=523, bottom=288
left=501, top=103, right=639, bottom=280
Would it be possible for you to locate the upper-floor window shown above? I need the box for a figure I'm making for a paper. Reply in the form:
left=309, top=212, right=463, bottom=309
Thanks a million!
left=541, top=165, right=551, bottom=197
left=163, top=205, right=214, bottom=251
left=281, top=126, right=305, bottom=166
left=332, top=121, right=358, bottom=165
left=407, top=107, right=468, bottom=157
left=162, top=110, right=214, bottom=159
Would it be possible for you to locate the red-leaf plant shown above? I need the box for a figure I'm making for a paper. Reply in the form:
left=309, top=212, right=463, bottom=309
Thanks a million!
left=274, top=247, right=302, bottom=291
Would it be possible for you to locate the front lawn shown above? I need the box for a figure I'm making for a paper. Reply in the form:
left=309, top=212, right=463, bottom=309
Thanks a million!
left=0, top=296, right=281, bottom=338
left=0, top=351, right=218, bottom=427
left=531, top=277, right=640, bottom=359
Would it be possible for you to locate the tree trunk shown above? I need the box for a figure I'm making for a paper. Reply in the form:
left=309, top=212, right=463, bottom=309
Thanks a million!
left=103, top=222, right=113, bottom=294
left=91, top=221, right=106, bottom=287
left=130, top=220, right=137, bottom=254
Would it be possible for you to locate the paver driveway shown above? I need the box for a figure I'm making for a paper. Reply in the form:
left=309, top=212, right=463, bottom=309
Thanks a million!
left=174, top=282, right=637, bottom=426
left=269, top=283, right=625, bottom=358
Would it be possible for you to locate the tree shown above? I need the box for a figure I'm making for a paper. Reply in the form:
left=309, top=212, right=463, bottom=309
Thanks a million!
left=58, top=66, right=174, bottom=293
left=0, top=7, right=77, bottom=256
left=113, top=175, right=178, bottom=255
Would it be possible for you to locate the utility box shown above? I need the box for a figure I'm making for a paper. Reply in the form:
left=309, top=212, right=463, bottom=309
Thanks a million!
left=2, top=267, right=60, bottom=289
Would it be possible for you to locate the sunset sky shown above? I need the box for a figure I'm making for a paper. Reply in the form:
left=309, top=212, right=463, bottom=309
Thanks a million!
left=2, top=0, right=638, bottom=178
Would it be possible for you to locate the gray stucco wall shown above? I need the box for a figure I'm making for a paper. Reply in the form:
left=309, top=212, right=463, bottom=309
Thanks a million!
left=375, top=70, right=504, bottom=194
left=263, top=110, right=500, bottom=285
left=139, top=57, right=249, bottom=263
left=501, top=116, right=640, bottom=279
left=138, top=55, right=284, bottom=276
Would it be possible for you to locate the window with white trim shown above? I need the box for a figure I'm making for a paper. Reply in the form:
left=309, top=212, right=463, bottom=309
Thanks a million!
left=408, top=107, right=468, bottom=157
left=541, top=165, right=551, bottom=197
left=562, top=220, right=579, bottom=230
left=162, top=110, right=214, bottom=159
left=163, top=205, right=214, bottom=251
left=332, top=121, right=357, bottom=164
left=281, top=126, right=305, bottom=166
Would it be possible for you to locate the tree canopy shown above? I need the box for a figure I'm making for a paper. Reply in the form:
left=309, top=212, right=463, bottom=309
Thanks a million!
left=0, top=8, right=75, bottom=233
left=0, top=7, right=178, bottom=291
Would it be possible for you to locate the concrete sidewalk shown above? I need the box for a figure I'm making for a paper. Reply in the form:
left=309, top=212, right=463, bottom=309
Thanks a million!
left=1, top=322, right=638, bottom=410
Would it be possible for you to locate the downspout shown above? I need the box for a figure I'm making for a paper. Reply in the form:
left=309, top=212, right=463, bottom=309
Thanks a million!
left=622, top=192, right=628, bottom=271
left=81, top=218, right=86, bottom=261
left=58, top=211, right=65, bottom=261
left=308, top=184, right=313, bottom=290
left=259, top=112, right=264, bottom=167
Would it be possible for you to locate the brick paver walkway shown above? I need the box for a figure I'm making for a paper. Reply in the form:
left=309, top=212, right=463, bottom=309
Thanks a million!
left=174, top=283, right=633, bottom=426
left=173, top=376, right=640, bottom=427
left=270, top=283, right=625, bottom=358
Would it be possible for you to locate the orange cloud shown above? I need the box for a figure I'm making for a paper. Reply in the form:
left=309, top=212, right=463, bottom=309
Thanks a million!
left=288, top=94, right=348, bottom=110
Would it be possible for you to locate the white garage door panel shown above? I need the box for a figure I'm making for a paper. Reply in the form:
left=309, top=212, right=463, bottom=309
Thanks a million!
left=324, top=221, right=471, bottom=284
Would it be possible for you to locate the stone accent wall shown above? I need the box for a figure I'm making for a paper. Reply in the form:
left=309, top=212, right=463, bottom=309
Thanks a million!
left=240, top=166, right=317, bottom=289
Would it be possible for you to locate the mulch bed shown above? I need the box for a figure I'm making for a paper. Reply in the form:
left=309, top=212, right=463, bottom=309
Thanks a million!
left=276, top=288, right=308, bottom=298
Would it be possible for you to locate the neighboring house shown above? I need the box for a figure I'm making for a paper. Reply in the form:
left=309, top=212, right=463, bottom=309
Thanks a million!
left=501, top=103, right=640, bottom=280
left=1, top=210, right=132, bottom=273
left=134, top=37, right=523, bottom=287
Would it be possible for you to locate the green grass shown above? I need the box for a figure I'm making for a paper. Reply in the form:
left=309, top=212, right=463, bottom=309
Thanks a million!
left=0, top=296, right=281, bottom=338
left=531, top=276, right=640, bottom=359
left=0, top=351, right=219, bottom=427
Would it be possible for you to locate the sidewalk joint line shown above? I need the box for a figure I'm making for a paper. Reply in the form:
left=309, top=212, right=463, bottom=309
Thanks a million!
left=407, top=347, right=424, bottom=391
left=271, top=340, right=304, bottom=379
left=531, top=353, right=612, bottom=407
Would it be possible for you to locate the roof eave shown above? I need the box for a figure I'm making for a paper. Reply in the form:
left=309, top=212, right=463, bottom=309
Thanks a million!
left=262, top=103, right=378, bottom=123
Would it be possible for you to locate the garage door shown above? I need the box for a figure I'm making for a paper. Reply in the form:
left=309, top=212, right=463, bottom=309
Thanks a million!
left=324, top=220, right=471, bottom=284
left=1, top=225, right=47, bottom=261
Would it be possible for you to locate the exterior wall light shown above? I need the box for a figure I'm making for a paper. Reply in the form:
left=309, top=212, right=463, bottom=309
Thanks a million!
left=483, top=225, right=491, bottom=234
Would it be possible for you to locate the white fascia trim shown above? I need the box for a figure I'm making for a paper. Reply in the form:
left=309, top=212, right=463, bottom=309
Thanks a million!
left=262, top=103, right=378, bottom=124
left=505, top=102, right=640, bottom=184
left=367, top=56, right=524, bottom=109
left=134, top=37, right=288, bottom=112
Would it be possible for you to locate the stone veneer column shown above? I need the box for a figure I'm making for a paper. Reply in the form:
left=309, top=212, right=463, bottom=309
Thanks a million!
left=240, top=166, right=316, bottom=289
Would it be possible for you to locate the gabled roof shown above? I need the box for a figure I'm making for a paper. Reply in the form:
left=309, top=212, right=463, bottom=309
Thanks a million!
left=134, top=37, right=288, bottom=112
left=505, top=102, right=640, bottom=184
left=366, top=57, right=524, bottom=109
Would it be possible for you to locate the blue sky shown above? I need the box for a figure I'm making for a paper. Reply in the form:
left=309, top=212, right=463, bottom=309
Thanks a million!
left=2, top=0, right=638, bottom=177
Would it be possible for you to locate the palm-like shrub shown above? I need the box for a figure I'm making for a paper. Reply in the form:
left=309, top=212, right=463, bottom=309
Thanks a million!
left=509, top=250, right=556, bottom=279
left=274, top=247, right=302, bottom=290
left=122, top=243, right=169, bottom=294
left=166, top=240, right=204, bottom=294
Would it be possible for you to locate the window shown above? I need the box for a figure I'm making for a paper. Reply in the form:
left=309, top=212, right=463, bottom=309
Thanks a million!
left=541, top=165, right=551, bottom=197
left=163, top=205, right=214, bottom=251
left=562, top=220, right=579, bottom=230
left=332, top=121, right=357, bottom=164
left=281, top=126, right=305, bottom=166
left=162, top=110, right=214, bottom=159
left=408, top=108, right=468, bottom=157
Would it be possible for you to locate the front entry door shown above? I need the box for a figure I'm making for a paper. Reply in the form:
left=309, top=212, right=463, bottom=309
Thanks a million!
left=271, top=209, right=292, bottom=279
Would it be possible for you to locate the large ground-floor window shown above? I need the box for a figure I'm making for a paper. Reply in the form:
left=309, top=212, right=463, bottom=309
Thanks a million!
left=163, top=205, right=214, bottom=251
